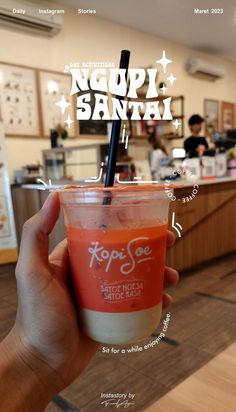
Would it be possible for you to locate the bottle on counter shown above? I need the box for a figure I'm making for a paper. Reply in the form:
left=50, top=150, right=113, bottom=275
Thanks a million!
left=182, top=157, right=201, bottom=179
left=215, top=149, right=227, bottom=178
left=201, top=150, right=216, bottom=179
left=148, top=134, right=169, bottom=180
left=226, top=147, right=236, bottom=177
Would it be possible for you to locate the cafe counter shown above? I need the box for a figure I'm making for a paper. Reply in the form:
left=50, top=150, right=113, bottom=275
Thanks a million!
left=10, top=176, right=236, bottom=272
left=167, top=176, right=236, bottom=271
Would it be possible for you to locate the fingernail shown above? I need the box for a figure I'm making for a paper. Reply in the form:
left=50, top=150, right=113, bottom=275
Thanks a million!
left=42, top=192, right=55, bottom=210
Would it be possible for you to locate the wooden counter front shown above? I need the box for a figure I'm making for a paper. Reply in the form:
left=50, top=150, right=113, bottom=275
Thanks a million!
left=167, top=180, right=236, bottom=272
left=0, top=248, right=18, bottom=265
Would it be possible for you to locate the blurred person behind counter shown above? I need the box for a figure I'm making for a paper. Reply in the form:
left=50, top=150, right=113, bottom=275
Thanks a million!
left=184, top=114, right=209, bottom=157
left=148, top=134, right=168, bottom=179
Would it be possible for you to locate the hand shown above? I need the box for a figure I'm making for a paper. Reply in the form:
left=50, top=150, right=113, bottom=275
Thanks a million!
left=6, top=192, right=179, bottom=399
left=12, top=192, right=98, bottom=397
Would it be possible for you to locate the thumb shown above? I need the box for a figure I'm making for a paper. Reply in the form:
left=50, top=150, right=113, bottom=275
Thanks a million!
left=16, top=192, right=60, bottom=276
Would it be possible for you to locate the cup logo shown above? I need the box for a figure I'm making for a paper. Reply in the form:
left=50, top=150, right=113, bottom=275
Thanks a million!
left=67, top=225, right=167, bottom=312
left=88, top=237, right=154, bottom=275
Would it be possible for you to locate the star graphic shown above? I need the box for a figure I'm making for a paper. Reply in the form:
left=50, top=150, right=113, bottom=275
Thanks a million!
left=172, top=119, right=181, bottom=129
left=167, top=73, right=177, bottom=86
left=160, top=85, right=167, bottom=95
left=64, top=115, right=74, bottom=129
left=56, top=95, right=71, bottom=114
left=156, top=50, right=172, bottom=73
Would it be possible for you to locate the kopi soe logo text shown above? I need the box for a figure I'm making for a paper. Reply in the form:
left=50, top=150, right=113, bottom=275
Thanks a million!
left=70, top=68, right=173, bottom=121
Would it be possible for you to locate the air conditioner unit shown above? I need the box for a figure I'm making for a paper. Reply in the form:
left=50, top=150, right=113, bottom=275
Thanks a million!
left=0, top=0, right=63, bottom=37
left=186, top=58, right=226, bottom=81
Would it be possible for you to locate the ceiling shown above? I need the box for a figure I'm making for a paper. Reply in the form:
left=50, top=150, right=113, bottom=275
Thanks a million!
left=55, top=0, right=236, bottom=63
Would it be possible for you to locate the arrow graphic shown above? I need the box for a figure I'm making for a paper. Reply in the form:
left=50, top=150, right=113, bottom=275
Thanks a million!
left=171, top=212, right=183, bottom=238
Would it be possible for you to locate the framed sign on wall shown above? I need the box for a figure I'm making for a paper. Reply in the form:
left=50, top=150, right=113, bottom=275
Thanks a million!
left=0, top=121, right=18, bottom=264
left=204, top=99, right=219, bottom=137
left=221, top=101, right=234, bottom=132
left=78, top=90, right=109, bottom=136
left=0, top=63, right=40, bottom=137
left=38, top=70, right=77, bottom=138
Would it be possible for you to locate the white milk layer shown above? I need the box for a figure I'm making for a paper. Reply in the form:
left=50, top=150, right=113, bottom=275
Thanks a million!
left=80, top=302, right=162, bottom=344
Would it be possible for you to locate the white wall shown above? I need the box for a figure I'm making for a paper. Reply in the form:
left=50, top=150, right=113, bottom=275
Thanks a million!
left=1, top=2, right=236, bottom=178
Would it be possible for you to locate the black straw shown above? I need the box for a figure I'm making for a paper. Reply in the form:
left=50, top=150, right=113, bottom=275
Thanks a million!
left=105, top=50, right=130, bottom=187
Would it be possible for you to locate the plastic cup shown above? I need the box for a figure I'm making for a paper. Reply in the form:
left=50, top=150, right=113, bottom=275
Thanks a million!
left=58, top=185, right=172, bottom=344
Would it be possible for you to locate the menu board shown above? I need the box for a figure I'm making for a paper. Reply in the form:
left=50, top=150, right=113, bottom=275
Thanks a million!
left=0, top=63, right=40, bottom=136
left=39, top=70, right=76, bottom=137
left=0, top=121, right=17, bottom=255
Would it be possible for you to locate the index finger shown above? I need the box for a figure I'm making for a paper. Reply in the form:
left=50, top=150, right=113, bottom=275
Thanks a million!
left=17, top=192, right=60, bottom=272
left=167, top=230, right=175, bottom=247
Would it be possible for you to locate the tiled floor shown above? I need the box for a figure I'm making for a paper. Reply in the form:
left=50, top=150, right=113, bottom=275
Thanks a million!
left=0, top=254, right=236, bottom=412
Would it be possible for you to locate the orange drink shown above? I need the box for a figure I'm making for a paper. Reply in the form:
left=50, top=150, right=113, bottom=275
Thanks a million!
left=59, top=185, right=171, bottom=344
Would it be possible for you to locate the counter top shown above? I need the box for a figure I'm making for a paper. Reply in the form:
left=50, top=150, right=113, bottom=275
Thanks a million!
left=174, top=176, right=236, bottom=188
left=15, top=176, right=236, bottom=190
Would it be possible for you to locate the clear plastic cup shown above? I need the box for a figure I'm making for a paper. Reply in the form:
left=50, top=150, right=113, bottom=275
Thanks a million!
left=58, top=185, right=172, bottom=344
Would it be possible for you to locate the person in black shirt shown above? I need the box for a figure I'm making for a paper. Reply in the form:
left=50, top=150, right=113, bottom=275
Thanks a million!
left=184, top=114, right=208, bottom=157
